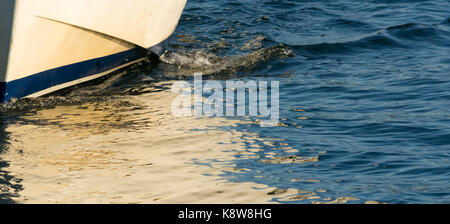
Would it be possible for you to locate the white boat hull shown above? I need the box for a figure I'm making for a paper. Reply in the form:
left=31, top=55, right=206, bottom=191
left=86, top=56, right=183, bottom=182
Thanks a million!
left=0, top=0, right=186, bottom=102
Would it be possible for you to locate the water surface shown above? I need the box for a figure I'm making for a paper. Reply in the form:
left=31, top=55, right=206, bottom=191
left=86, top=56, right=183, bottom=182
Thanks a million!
left=1, top=0, right=450, bottom=204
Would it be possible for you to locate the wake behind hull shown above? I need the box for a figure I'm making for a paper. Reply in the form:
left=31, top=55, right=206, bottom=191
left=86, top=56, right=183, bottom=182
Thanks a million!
left=0, top=0, right=186, bottom=103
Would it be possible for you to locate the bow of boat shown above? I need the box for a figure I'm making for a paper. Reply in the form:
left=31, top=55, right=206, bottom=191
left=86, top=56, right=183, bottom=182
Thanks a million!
left=0, top=0, right=186, bottom=103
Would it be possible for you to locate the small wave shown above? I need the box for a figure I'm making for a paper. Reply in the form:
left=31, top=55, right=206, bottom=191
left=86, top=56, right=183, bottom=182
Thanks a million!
left=157, top=44, right=295, bottom=79
left=290, top=22, right=449, bottom=55
left=386, top=23, right=417, bottom=30
left=291, top=31, right=404, bottom=55
left=329, top=18, right=372, bottom=28
left=386, top=22, right=449, bottom=46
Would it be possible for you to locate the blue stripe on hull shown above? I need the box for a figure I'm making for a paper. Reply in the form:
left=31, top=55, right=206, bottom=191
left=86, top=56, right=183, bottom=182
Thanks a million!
left=0, top=47, right=149, bottom=103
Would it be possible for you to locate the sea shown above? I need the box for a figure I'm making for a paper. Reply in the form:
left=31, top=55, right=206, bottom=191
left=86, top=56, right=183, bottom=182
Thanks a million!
left=1, top=0, right=449, bottom=204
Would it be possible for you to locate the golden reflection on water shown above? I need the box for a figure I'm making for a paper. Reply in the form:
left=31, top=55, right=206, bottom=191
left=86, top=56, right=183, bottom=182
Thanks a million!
left=0, top=81, right=365, bottom=204
left=1, top=81, right=305, bottom=204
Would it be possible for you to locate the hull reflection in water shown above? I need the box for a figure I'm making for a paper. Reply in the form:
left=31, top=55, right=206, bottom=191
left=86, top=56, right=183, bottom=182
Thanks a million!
left=0, top=82, right=299, bottom=203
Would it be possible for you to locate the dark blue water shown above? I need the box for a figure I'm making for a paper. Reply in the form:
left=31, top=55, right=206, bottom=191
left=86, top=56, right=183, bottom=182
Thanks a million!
left=174, top=0, right=450, bottom=203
